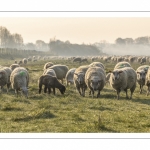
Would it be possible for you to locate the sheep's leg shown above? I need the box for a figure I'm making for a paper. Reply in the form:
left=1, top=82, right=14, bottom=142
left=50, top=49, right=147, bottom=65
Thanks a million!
left=39, top=85, right=42, bottom=94
left=44, top=86, right=47, bottom=93
left=97, top=90, right=100, bottom=98
left=146, top=85, right=150, bottom=96
left=6, top=83, right=11, bottom=93
left=15, top=89, right=19, bottom=97
left=139, top=85, right=143, bottom=94
left=76, top=86, right=81, bottom=96
left=48, top=87, right=51, bottom=94
left=124, top=89, right=129, bottom=99
left=53, top=88, right=55, bottom=95
left=89, top=90, right=91, bottom=95
left=91, top=90, right=94, bottom=98
left=130, top=84, right=136, bottom=99
left=117, top=89, right=121, bottom=100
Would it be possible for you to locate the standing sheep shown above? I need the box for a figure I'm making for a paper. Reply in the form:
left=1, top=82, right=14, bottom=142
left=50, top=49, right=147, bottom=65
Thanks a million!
left=48, top=65, right=69, bottom=84
left=65, top=68, right=76, bottom=86
left=136, top=65, right=150, bottom=94
left=0, top=68, right=8, bottom=93
left=10, top=64, right=20, bottom=71
left=145, top=68, right=150, bottom=96
left=73, top=65, right=89, bottom=97
left=22, top=58, right=28, bottom=65
left=109, top=67, right=137, bottom=100
left=43, top=62, right=54, bottom=70
left=43, top=68, right=56, bottom=77
left=72, top=57, right=82, bottom=63
left=38, top=74, right=66, bottom=95
left=114, top=61, right=131, bottom=70
left=10, top=67, right=29, bottom=98
left=89, top=62, right=105, bottom=70
left=85, top=67, right=106, bottom=98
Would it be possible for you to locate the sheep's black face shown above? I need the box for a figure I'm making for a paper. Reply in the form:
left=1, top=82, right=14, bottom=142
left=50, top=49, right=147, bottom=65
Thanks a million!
left=59, top=86, right=66, bottom=94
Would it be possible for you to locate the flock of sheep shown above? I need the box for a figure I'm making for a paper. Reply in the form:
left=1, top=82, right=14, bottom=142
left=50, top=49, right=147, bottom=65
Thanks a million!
left=1, top=54, right=150, bottom=100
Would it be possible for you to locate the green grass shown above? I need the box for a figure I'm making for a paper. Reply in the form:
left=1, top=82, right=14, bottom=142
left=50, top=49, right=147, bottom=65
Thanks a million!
left=0, top=57, right=150, bottom=132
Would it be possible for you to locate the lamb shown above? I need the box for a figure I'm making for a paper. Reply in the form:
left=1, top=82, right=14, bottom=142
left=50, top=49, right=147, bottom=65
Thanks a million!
left=114, top=61, right=131, bottom=70
left=43, top=68, right=56, bottom=77
left=65, top=68, right=76, bottom=86
left=136, top=65, right=150, bottom=94
left=22, top=58, right=28, bottom=64
left=38, top=74, right=66, bottom=95
left=85, top=67, right=106, bottom=98
left=48, top=65, right=69, bottom=83
left=10, top=67, right=29, bottom=98
left=10, top=64, right=20, bottom=71
left=89, top=62, right=105, bottom=70
left=73, top=65, right=89, bottom=97
left=109, top=67, right=137, bottom=100
left=43, top=62, right=54, bottom=70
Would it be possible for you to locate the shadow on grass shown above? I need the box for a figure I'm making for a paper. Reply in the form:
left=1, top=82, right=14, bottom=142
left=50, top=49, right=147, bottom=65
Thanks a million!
left=13, top=110, right=56, bottom=122
left=89, top=106, right=112, bottom=111
left=1, top=106, right=22, bottom=111
left=131, top=98, right=150, bottom=105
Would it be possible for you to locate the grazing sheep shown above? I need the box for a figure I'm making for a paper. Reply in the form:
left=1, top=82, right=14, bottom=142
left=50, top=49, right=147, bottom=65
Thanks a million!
left=81, top=58, right=88, bottom=63
left=72, top=57, right=82, bottom=63
left=89, top=62, right=105, bottom=70
left=10, top=67, right=29, bottom=98
left=22, top=58, right=28, bottom=64
left=0, top=68, right=8, bottom=93
left=43, top=62, right=54, bottom=70
left=10, top=64, right=20, bottom=71
left=73, top=65, right=89, bottom=97
left=106, top=72, right=111, bottom=84
left=14, top=60, right=17, bottom=64
left=85, top=67, right=106, bottom=98
left=114, top=61, right=131, bottom=70
left=65, top=68, right=76, bottom=86
left=145, top=68, right=150, bottom=96
left=136, top=65, right=150, bottom=94
left=18, top=60, right=23, bottom=65
left=38, top=74, right=66, bottom=95
left=43, top=68, right=56, bottom=77
left=140, top=57, right=146, bottom=64
left=109, top=67, right=137, bottom=100
left=27, top=58, right=32, bottom=62
left=48, top=65, right=69, bottom=84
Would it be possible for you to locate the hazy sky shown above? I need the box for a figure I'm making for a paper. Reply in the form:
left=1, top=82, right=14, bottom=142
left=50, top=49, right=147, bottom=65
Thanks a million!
left=1, top=17, right=150, bottom=44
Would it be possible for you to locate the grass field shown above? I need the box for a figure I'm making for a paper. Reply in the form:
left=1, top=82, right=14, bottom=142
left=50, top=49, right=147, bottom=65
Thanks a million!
left=0, top=57, right=150, bottom=133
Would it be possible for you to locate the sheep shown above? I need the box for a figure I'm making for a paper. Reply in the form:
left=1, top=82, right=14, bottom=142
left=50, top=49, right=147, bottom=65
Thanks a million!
left=27, top=57, right=32, bottom=62
left=38, top=74, right=66, bottom=95
left=140, top=57, right=146, bottom=64
left=0, top=68, right=8, bottom=93
left=85, top=67, right=106, bottom=98
left=10, top=64, right=20, bottom=71
left=18, top=60, right=23, bottom=65
left=136, top=65, right=150, bottom=94
left=145, top=68, right=150, bottom=96
left=114, top=61, right=131, bottom=70
left=48, top=65, right=69, bottom=84
left=10, top=67, right=29, bottom=98
left=65, top=68, right=76, bottom=86
left=106, top=72, right=111, bottom=85
left=43, top=68, right=56, bottom=77
left=73, top=65, right=89, bottom=97
left=89, top=62, right=105, bottom=70
left=109, top=67, right=137, bottom=100
left=81, top=58, right=88, bottom=63
left=22, top=58, right=28, bottom=64
left=43, top=62, right=54, bottom=70
left=72, top=57, right=82, bottom=63
left=14, top=60, right=17, bottom=64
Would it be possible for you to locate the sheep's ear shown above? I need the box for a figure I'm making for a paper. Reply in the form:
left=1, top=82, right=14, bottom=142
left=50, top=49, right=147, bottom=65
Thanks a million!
left=136, top=71, right=140, bottom=74
left=119, top=71, right=123, bottom=74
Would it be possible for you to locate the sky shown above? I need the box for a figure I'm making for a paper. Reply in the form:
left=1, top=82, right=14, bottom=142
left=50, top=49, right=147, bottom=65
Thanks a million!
left=1, top=17, right=150, bottom=44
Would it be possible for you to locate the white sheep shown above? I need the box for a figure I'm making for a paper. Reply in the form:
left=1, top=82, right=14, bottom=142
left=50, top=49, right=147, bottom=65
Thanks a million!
left=22, top=58, right=28, bottom=64
left=43, top=62, right=54, bottom=70
left=65, top=68, right=76, bottom=86
left=85, top=67, right=106, bottom=98
left=10, top=64, right=20, bottom=71
left=10, top=67, right=29, bottom=98
left=43, top=68, right=56, bottom=77
left=109, top=67, right=137, bottom=100
left=137, top=65, right=150, bottom=94
left=145, top=68, right=150, bottom=96
left=89, top=62, right=105, bottom=70
left=0, top=68, right=8, bottom=93
left=49, top=65, right=69, bottom=84
left=73, top=65, right=89, bottom=97
left=114, top=61, right=131, bottom=70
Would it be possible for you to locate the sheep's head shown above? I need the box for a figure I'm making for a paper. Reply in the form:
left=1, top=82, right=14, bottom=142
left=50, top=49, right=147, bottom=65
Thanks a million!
left=21, top=87, right=28, bottom=98
left=89, top=76, right=102, bottom=91
left=111, top=70, right=123, bottom=81
left=136, top=70, right=147, bottom=81
left=74, top=72, right=85, bottom=85
left=59, top=85, right=66, bottom=94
